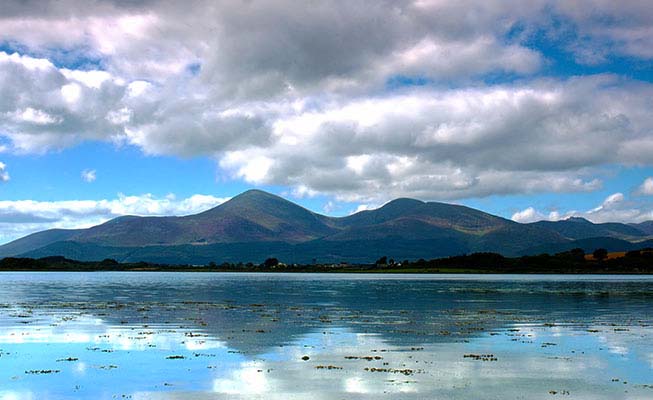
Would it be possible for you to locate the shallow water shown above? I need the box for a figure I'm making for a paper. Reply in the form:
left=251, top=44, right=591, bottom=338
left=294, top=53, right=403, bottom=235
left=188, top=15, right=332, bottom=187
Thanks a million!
left=0, top=272, right=652, bottom=399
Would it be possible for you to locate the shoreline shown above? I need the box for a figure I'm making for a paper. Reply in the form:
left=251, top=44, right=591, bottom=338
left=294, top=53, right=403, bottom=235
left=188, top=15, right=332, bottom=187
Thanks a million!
left=1, top=266, right=652, bottom=274
left=2, top=249, right=652, bottom=274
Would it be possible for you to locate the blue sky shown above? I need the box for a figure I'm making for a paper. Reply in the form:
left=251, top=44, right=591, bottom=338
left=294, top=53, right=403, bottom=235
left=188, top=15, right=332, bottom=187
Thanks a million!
left=1, top=0, right=653, bottom=243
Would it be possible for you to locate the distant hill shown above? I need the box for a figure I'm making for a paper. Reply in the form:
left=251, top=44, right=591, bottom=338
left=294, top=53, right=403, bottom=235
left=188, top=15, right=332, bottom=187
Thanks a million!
left=530, top=217, right=648, bottom=240
left=632, top=221, right=653, bottom=235
left=522, top=237, right=653, bottom=256
left=1, top=189, right=652, bottom=264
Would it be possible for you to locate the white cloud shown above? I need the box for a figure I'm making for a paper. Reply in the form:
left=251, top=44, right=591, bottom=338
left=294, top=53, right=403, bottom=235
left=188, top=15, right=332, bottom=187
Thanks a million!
left=637, top=177, right=653, bottom=195
left=512, top=207, right=545, bottom=223
left=512, top=192, right=653, bottom=224
left=219, top=153, right=274, bottom=184
left=219, top=76, right=653, bottom=202
left=351, top=204, right=379, bottom=214
left=0, top=162, right=9, bottom=182
left=552, top=1, right=653, bottom=61
left=0, top=51, right=128, bottom=153
left=126, top=81, right=151, bottom=97
left=591, top=192, right=624, bottom=212
left=60, top=83, right=82, bottom=104
left=511, top=207, right=566, bottom=224
left=0, top=193, right=230, bottom=244
left=60, top=69, right=113, bottom=89
left=384, top=36, right=542, bottom=79
left=2, top=1, right=649, bottom=83
left=81, top=169, right=96, bottom=183
left=290, top=185, right=319, bottom=199
left=10, top=107, right=61, bottom=125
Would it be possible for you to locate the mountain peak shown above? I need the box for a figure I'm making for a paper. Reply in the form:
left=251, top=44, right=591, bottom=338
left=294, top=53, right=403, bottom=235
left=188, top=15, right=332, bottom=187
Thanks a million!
left=382, top=198, right=425, bottom=209
left=198, top=189, right=286, bottom=215
left=221, top=189, right=292, bottom=208
left=236, top=189, right=277, bottom=198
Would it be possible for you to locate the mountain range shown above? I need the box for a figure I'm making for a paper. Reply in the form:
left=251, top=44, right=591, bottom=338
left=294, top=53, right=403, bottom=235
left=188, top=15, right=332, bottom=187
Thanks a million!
left=1, top=189, right=652, bottom=264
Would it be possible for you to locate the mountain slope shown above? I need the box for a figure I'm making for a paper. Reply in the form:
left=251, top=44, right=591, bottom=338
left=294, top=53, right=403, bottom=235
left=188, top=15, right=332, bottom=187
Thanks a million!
left=56, top=190, right=338, bottom=248
left=338, top=199, right=508, bottom=233
left=0, top=228, right=83, bottom=257
left=327, top=198, right=567, bottom=256
left=188, top=189, right=337, bottom=242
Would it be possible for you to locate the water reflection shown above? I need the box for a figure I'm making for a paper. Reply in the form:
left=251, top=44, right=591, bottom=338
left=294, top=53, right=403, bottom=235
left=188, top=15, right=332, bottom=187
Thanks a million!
left=0, top=273, right=652, bottom=399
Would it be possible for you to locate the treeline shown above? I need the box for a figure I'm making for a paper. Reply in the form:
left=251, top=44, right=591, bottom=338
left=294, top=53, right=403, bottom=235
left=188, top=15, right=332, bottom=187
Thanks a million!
left=392, top=247, right=653, bottom=274
left=0, top=256, right=188, bottom=271
left=1, top=248, right=652, bottom=273
left=0, top=256, right=326, bottom=272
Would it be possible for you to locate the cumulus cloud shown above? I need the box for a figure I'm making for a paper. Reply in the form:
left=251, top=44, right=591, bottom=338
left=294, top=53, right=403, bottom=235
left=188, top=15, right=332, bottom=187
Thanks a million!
left=512, top=192, right=653, bottom=224
left=0, top=1, right=546, bottom=90
left=220, top=75, right=653, bottom=202
left=1, top=1, right=653, bottom=205
left=1, top=1, right=648, bottom=82
left=6, top=42, right=652, bottom=203
left=0, top=51, right=128, bottom=153
left=0, top=193, right=229, bottom=244
left=81, top=169, right=96, bottom=183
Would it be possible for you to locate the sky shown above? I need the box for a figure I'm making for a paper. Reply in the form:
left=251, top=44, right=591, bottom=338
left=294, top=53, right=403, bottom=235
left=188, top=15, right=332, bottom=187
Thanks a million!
left=1, top=0, right=653, bottom=244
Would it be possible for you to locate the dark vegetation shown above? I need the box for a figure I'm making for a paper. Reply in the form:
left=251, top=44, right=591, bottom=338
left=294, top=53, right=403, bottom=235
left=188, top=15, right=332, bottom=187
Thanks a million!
left=2, top=247, right=652, bottom=274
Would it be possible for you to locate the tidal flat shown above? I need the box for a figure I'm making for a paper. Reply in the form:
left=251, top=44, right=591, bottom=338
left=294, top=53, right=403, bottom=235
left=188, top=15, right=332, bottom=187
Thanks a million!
left=0, top=273, right=652, bottom=399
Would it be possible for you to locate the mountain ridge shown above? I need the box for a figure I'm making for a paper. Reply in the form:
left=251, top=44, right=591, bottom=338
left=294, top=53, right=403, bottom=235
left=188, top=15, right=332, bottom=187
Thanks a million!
left=1, top=189, right=651, bottom=264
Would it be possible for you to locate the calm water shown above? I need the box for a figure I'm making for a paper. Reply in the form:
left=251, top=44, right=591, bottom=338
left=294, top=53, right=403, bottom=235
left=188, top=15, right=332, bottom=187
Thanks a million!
left=0, top=272, right=652, bottom=399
